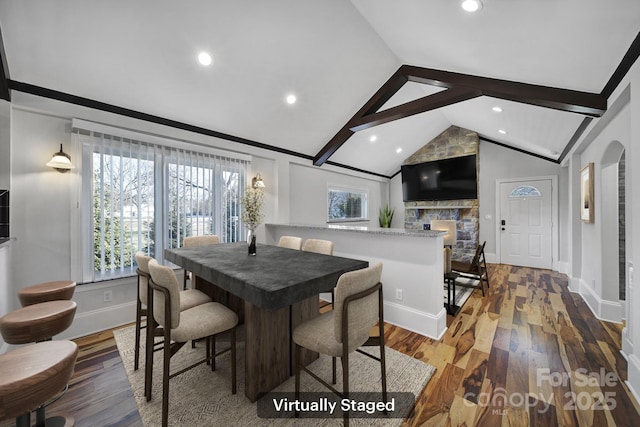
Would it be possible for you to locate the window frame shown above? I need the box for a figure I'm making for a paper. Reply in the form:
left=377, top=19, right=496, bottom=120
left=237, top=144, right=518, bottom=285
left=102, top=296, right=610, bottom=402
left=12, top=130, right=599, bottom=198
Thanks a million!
left=73, top=123, right=249, bottom=284
left=326, top=184, right=369, bottom=223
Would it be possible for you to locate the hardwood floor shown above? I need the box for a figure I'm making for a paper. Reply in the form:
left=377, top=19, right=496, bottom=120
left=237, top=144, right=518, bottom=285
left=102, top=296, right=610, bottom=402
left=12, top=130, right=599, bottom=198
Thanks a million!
left=4, top=264, right=639, bottom=426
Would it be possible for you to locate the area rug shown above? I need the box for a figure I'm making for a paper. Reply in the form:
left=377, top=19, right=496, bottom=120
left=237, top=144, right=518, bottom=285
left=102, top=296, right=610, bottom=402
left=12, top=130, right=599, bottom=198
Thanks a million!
left=443, top=276, right=479, bottom=309
left=114, top=325, right=435, bottom=426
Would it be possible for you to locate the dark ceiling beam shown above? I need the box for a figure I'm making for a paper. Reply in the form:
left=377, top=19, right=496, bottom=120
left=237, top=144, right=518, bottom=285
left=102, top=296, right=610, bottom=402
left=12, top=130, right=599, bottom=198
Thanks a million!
left=558, top=117, right=594, bottom=164
left=601, top=31, right=640, bottom=99
left=349, top=87, right=482, bottom=132
left=0, top=25, right=11, bottom=101
left=313, top=68, right=407, bottom=166
left=402, top=65, right=607, bottom=117
left=8, top=80, right=316, bottom=160
left=314, top=63, right=608, bottom=167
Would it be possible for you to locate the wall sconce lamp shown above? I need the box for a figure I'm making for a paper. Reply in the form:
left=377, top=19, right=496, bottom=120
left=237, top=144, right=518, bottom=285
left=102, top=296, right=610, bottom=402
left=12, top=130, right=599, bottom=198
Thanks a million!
left=46, top=144, right=74, bottom=172
left=252, top=173, right=265, bottom=189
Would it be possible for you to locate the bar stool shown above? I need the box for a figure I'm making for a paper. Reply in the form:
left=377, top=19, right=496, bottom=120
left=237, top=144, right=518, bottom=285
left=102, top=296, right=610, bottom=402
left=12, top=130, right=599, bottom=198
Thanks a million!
left=18, top=280, right=76, bottom=307
left=0, top=340, right=78, bottom=427
left=0, top=300, right=77, bottom=344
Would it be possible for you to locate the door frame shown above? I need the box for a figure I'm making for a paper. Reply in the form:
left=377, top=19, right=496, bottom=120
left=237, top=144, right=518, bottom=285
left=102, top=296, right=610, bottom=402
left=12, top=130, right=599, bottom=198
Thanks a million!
left=495, top=175, right=559, bottom=271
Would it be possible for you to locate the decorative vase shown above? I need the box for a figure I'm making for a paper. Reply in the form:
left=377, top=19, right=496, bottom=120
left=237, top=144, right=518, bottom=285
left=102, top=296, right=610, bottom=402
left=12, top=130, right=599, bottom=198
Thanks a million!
left=247, top=227, right=257, bottom=256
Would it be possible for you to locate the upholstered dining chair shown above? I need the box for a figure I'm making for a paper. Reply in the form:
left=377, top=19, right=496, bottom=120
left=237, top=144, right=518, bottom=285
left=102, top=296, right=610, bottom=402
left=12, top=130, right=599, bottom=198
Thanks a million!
left=182, top=234, right=221, bottom=289
left=146, top=259, right=238, bottom=427
left=293, top=262, right=386, bottom=427
left=302, top=238, right=335, bottom=305
left=450, top=241, right=490, bottom=296
left=302, top=238, right=334, bottom=255
left=278, top=235, right=302, bottom=250
left=133, top=252, right=212, bottom=372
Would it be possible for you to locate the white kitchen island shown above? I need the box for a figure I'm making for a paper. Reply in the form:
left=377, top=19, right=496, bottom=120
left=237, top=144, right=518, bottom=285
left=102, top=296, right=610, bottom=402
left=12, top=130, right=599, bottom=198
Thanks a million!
left=265, top=223, right=447, bottom=339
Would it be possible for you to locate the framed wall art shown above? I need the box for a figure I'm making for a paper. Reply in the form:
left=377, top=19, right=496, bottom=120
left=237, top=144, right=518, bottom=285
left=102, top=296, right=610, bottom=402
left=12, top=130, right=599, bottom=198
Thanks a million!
left=580, top=162, right=594, bottom=223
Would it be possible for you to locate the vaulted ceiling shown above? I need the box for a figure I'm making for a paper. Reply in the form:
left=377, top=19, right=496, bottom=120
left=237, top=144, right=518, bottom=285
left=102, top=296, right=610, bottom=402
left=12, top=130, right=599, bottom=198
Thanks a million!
left=1, top=1, right=639, bottom=177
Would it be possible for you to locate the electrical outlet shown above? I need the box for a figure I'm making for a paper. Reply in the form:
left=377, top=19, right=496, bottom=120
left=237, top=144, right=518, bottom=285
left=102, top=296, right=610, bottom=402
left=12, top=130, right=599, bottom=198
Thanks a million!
left=103, top=290, right=113, bottom=302
left=396, top=289, right=403, bottom=300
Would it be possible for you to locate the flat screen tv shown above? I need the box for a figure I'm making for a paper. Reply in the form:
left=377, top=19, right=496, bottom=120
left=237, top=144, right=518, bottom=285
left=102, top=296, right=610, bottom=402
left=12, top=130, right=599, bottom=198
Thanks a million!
left=401, top=155, right=477, bottom=202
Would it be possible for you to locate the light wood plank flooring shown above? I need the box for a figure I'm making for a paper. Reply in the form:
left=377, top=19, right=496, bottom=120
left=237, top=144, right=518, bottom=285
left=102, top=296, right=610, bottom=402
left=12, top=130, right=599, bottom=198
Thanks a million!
left=4, top=264, right=639, bottom=426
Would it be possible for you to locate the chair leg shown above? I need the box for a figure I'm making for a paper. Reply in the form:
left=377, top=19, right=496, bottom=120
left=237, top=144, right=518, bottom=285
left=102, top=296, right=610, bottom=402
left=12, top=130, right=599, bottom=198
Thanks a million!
left=15, top=412, right=30, bottom=427
left=161, top=329, right=171, bottom=427
left=294, top=344, right=301, bottom=400
left=144, top=314, right=155, bottom=401
left=332, top=357, right=337, bottom=384
left=183, top=270, right=188, bottom=290
left=206, top=336, right=211, bottom=366
left=231, top=328, right=237, bottom=394
left=379, top=322, right=387, bottom=405
left=211, top=335, right=216, bottom=371
left=342, top=354, right=350, bottom=427
left=134, top=301, right=142, bottom=371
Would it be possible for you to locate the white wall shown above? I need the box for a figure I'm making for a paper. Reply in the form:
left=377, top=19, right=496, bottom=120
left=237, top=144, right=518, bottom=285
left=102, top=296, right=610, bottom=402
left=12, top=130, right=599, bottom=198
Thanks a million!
left=389, top=141, right=568, bottom=265
left=566, top=55, right=640, bottom=400
left=478, top=141, right=568, bottom=264
left=2, top=96, right=394, bottom=343
left=574, top=103, right=630, bottom=323
left=0, top=100, right=10, bottom=189
left=289, top=162, right=388, bottom=226
left=0, top=100, right=11, bottom=352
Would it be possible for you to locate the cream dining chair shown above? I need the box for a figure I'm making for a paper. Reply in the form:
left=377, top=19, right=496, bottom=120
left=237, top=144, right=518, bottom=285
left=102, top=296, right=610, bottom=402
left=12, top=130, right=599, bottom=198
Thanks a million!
left=182, top=235, right=221, bottom=290
left=133, top=252, right=211, bottom=372
left=302, top=238, right=334, bottom=255
left=293, top=262, right=386, bottom=427
left=146, top=259, right=238, bottom=427
left=278, top=235, right=302, bottom=250
left=302, top=238, right=335, bottom=305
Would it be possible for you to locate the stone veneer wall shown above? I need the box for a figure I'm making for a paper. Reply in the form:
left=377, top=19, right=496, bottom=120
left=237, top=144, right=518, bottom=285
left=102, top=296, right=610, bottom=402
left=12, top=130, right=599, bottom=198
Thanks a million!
left=403, top=126, right=479, bottom=261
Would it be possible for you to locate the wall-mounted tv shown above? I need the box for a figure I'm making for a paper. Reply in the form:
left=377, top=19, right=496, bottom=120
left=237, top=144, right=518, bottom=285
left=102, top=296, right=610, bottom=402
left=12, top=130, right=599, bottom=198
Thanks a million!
left=401, top=155, right=477, bottom=202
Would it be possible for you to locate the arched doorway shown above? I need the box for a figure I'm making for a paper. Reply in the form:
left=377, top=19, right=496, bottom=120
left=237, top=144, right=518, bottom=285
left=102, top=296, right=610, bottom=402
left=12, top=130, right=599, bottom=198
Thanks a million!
left=600, top=141, right=626, bottom=319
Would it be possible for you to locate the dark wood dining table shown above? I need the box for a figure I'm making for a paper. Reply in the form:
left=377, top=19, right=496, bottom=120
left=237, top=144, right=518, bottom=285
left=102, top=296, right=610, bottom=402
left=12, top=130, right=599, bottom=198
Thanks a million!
left=164, top=242, right=368, bottom=402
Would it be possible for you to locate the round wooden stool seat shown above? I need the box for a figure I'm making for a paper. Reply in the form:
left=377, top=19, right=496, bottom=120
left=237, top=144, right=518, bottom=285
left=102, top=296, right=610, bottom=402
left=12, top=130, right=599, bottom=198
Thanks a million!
left=0, top=340, right=78, bottom=423
left=18, top=280, right=76, bottom=306
left=0, top=300, right=77, bottom=344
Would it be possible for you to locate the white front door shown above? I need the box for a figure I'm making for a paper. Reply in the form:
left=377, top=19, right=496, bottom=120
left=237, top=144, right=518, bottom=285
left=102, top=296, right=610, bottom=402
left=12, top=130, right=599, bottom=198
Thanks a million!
left=499, top=179, right=553, bottom=269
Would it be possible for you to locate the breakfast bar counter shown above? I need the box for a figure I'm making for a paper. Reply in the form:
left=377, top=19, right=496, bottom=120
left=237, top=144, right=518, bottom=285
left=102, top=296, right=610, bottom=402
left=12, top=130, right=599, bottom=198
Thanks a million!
left=265, top=223, right=448, bottom=339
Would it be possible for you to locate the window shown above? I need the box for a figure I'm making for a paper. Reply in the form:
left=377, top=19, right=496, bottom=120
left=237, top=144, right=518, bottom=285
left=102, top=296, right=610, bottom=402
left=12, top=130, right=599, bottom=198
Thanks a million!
left=327, top=186, right=368, bottom=222
left=74, top=125, right=248, bottom=282
left=509, top=185, right=541, bottom=198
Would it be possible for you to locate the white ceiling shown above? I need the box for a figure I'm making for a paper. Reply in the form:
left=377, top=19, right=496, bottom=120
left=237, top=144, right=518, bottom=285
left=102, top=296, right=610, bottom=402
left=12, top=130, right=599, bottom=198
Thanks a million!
left=1, top=0, right=639, bottom=176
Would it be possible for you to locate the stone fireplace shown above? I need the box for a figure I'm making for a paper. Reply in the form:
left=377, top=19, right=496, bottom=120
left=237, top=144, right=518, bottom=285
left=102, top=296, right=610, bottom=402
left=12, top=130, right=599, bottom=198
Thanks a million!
left=403, top=126, right=479, bottom=261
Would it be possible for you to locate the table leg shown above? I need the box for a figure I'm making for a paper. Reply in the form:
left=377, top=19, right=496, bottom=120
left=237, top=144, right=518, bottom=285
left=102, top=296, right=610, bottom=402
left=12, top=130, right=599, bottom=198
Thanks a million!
left=290, top=295, right=320, bottom=375
left=244, top=301, right=290, bottom=402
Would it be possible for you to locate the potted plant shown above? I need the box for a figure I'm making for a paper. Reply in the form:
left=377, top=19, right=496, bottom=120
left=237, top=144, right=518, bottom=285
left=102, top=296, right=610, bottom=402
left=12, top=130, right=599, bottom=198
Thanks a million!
left=379, top=203, right=395, bottom=228
left=241, top=187, right=265, bottom=255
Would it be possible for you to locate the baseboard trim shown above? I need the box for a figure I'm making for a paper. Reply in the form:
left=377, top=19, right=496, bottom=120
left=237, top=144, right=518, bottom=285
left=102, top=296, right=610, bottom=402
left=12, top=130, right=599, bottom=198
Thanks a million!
left=578, top=279, right=623, bottom=324
left=622, top=327, right=634, bottom=358
left=383, top=301, right=447, bottom=340
left=58, top=301, right=136, bottom=341
left=557, top=261, right=570, bottom=275
left=485, top=252, right=497, bottom=264
left=626, top=354, right=640, bottom=407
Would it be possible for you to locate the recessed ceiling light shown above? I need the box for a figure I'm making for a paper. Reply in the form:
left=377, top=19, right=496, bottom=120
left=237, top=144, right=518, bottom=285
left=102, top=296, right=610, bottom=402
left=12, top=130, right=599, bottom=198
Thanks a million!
left=492, top=106, right=503, bottom=112
left=197, top=52, right=212, bottom=66
left=396, top=148, right=403, bottom=154
left=369, top=135, right=377, bottom=142
left=461, top=0, right=483, bottom=12
left=286, top=94, right=297, bottom=104
left=498, top=129, right=507, bottom=135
